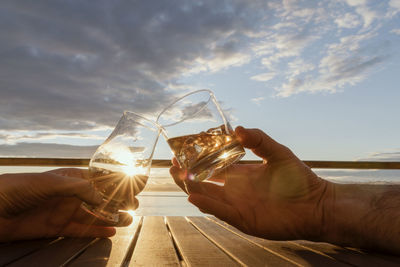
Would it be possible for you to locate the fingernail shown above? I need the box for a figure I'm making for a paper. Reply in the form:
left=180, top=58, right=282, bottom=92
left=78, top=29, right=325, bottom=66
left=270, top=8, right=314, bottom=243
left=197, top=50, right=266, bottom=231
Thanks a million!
left=235, top=126, right=244, bottom=133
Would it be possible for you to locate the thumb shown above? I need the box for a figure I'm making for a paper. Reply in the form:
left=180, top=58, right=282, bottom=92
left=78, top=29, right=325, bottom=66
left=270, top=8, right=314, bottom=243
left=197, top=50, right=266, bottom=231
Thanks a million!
left=43, top=173, right=103, bottom=205
left=235, top=126, right=295, bottom=162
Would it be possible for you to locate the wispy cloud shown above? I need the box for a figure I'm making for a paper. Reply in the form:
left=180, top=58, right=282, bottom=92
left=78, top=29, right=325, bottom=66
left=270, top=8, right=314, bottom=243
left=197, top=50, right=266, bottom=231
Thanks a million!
left=389, top=0, right=400, bottom=13
left=0, top=131, right=105, bottom=145
left=335, top=13, right=361, bottom=29
left=249, top=0, right=396, bottom=97
left=0, top=143, right=97, bottom=158
left=391, top=28, right=400, bottom=35
left=250, top=72, right=277, bottom=82
left=357, top=149, right=400, bottom=161
left=251, top=97, right=265, bottom=105
left=344, top=0, right=378, bottom=28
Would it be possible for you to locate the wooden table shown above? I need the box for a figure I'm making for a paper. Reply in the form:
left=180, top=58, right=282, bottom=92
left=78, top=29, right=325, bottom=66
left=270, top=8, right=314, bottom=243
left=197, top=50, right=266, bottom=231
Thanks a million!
left=1, top=216, right=399, bottom=266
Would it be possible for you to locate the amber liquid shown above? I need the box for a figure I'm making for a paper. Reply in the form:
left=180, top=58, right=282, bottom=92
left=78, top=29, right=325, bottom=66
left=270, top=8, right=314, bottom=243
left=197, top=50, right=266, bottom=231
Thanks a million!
left=167, top=125, right=245, bottom=181
left=82, top=160, right=148, bottom=223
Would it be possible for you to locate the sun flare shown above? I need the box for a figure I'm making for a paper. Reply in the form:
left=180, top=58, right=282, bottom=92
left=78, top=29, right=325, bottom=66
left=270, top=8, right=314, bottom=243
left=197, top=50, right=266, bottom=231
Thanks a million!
left=122, top=164, right=146, bottom=177
left=127, top=210, right=136, bottom=217
left=109, top=145, right=146, bottom=176
left=220, top=152, right=229, bottom=159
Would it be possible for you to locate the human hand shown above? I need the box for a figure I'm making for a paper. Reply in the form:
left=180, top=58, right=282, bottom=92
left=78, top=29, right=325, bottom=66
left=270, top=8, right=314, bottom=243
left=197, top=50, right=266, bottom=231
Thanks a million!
left=170, top=126, right=333, bottom=241
left=0, top=168, right=134, bottom=242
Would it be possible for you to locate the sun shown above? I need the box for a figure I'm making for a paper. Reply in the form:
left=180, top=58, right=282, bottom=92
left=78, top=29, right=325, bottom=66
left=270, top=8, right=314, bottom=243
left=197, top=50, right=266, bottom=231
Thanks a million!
left=122, top=164, right=145, bottom=177
left=108, top=144, right=146, bottom=177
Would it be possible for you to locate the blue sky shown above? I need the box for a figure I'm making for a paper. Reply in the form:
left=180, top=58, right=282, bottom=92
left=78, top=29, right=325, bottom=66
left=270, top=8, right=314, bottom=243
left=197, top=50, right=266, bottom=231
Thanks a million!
left=0, top=0, right=399, bottom=162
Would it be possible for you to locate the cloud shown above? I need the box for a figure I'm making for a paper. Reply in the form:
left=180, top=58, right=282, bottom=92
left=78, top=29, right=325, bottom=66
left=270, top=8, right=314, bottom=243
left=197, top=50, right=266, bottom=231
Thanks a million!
left=250, top=72, right=277, bottom=82
left=1, top=1, right=399, bottom=157
left=180, top=101, right=213, bottom=121
left=194, top=51, right=251, bottom=73
left=276, top=50, right=386, bottom=97
left=249, top=0, right=395, bottom=98
left=0, top=131, right=104, bottom=145
left=286, top=58, right=315, bottom=77
left=251, top=97, right=265, bottom=105
left=342, top=0, right=378, bottom=28
left=358, top=150, right=400, bottom=161
left=391, top=28, right=400, bottom=35
left=389, top=0, right=400, bottom=11
left=256, top=30, right=320, bottom=68
left=0, top=143, right=97, bottom=158
left=0, top=0, right=268, bottom=133
left=335, top=13, right=361, bottom=29
left=387, top=0, right=400, bottom=17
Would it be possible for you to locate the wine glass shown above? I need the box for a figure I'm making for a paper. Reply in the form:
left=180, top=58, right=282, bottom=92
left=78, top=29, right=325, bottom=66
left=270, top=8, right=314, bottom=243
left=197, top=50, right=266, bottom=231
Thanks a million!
left=157, top=89, right=245, bottom=182
left=81, top=111, right=161, bottom=224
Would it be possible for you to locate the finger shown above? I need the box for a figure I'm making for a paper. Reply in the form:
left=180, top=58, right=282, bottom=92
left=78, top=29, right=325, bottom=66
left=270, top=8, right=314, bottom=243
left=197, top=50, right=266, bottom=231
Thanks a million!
left=116, top=211, right=133, bottom=226
left=170, top=166, right=188, bottom=194
left=172, top=157, right=180, bottom=167
left=75, top=205, right=133, bottom=227
left=207, top=176, right=226, bottom=183
left=43, top=173, right=103, bottom=206
left=235, top=126, right=295, bottom=161
left=120, top=197, right=139, bottom=210
left=188, top=194, right=241, bottom=226
left=185, top=181, right=226, bottom=203
left=46, top=168, right=89, bottom=179
left=207, top=164, right=243, bottom=183
left=57, top=222, right=116, bottom=238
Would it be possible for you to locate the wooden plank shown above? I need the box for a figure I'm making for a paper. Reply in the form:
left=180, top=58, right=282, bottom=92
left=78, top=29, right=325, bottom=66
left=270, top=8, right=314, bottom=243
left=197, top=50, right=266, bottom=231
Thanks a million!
left=208, top=217, right=349, bottom=267
left=8, top=237, right=97, bottom=267
left=295, top=240, right=400, bottom=267
left=347, top=248, right=400, bottom=265
left=68, top=216, right=142, bottom=267
left=188, top=217, right=298, bottom=266
left=0, top=238, right=60, bottom=266
left=166, top=216, right=238, bottom=266
left=1, top=158, right=400, bottom=169
left=129, top=216, right=180, bottom=266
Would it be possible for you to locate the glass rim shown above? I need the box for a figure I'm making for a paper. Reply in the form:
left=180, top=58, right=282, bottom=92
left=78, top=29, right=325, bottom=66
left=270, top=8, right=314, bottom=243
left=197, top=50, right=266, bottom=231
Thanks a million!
left=122, top=110, right=162, bottom=131
left=156, top=89, right=222, bottom=128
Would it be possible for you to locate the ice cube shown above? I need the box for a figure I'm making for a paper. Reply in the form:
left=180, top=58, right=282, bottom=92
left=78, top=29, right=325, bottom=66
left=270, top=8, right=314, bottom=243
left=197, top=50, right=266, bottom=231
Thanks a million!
left=194, top=143, right=203, bottom=153
left=206, top=126, right=223, bottom=135
left=181, top=137, right=201, bottom=168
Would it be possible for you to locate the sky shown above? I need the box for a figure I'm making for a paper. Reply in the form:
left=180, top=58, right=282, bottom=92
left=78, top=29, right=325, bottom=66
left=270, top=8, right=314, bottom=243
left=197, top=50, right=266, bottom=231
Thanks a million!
left=0, top=0, right=399, bottom=162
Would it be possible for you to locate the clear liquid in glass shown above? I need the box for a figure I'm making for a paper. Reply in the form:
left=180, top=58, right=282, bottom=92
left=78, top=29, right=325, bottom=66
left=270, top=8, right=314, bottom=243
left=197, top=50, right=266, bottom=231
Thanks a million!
left=82, top=154, right=149, bottom=223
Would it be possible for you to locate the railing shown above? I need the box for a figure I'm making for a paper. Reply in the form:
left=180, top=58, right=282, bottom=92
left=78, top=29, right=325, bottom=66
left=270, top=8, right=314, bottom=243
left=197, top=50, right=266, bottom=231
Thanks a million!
left=1, top=158, right=400, bottom=169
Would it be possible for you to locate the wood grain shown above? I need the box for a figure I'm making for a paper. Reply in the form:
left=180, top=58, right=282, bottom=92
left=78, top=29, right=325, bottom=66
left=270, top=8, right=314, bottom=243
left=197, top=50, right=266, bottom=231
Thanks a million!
left=129, top=216, right=180, bottom=266
left=188, top=216, right=298, bottom=266
left=68, top=216, right=142, bottom=267
left=166, top=216, right=238, bottom=266
left=7, top=237, right=97, bottom=267
left=0, top=238, right=60, bottom=266
left=294, top=240, right=400, bottom=266
left=208, top=217, right=348, bottom=267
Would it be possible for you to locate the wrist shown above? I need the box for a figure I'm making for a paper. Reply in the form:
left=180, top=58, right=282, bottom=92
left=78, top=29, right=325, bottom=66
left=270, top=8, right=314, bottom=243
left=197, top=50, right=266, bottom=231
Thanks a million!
left=321, top=183, right=373, bottom=247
